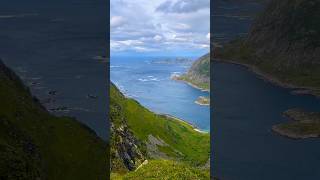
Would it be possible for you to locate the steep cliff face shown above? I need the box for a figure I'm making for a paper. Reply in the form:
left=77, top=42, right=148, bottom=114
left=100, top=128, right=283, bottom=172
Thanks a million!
left=176, top=53, right=210, bottom=90
left=214, top=0, right=320, bottom=93
left=0, top=60, right=108, bottom=180
left=110, top=83, right=146, bottom=173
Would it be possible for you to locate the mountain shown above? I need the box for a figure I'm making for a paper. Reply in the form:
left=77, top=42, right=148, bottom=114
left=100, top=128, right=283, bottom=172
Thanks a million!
left=0, top=60, right=107, bottom=180
left=110, top=83, right=210, bottom=179
left=174, top=53, right=210, bottom=91
left=214, top=0, right=320, bottom=95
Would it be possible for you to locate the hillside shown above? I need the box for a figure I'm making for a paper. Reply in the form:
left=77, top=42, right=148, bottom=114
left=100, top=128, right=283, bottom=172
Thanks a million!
left=174, top=53, right=210, bottom=91
left=214, top=0, right=320, bottom=95
left=110, top=83, right=210, bottom=179
left=0, top=60, right=107, bottom=180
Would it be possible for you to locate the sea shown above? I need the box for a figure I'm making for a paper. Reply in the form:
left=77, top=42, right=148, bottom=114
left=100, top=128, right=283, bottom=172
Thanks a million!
left=110, top=56, right=210, bottom=132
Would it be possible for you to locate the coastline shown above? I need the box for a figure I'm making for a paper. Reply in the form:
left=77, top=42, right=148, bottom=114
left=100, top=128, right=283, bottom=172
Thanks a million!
left=195, top=101, right=210, bottom=106
left=112, top=82, right=209, bottom=134
left=214, top=59, right=320, bottom=98
left=272, top=125, right=319, bottom=139
left=162, top=114, right=209, bottom=134
left=171, top=75, right=210, bottom=92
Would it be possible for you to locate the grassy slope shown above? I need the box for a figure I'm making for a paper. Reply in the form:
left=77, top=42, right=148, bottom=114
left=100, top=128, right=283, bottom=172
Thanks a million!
left=110, top=84, right=209, bottom=165
left=178, top=53, right=210, bottom=91
left=110, top=83, right=210, bottom=179
left=0, top=61, right=107, bottom=180
left=122, top=160, right=209, bottom=180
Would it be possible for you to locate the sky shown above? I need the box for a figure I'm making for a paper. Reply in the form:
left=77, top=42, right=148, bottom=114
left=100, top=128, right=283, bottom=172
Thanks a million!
left=110, top=0, right=210, bottom=57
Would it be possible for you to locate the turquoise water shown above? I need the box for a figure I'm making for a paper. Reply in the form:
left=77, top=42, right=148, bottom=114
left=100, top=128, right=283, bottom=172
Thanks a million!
left=110, top=56, right=210, bottom=132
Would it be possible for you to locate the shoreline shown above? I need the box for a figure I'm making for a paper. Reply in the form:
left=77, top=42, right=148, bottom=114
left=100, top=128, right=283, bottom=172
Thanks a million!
left=194, top=101, right=210, bottom=106
left=162, top=114, right=209, bottom=134
left=112, top=82, right=210, bottom=134
left=171, top=75, right=210, bottom=92
left=272, top=125, right=319, bottom=139
left=214, top=59, right=320, bottom=98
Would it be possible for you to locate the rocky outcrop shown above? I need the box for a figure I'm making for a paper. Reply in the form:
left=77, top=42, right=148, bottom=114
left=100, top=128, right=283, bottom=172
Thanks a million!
left=110, top=84, right=146, bottom=173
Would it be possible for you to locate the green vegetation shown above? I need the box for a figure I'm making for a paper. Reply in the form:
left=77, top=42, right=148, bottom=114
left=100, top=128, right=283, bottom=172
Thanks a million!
left=272, top=109, right=320, bottom=139
left=0, top=60, right=107, bottom=180
left=176, top=53, right=210, bottom=91
left=123, top=160, right=209, bottom=180
left=110, top=84, right=209, bottom=164
left=110, top=83, right=210, bottom=179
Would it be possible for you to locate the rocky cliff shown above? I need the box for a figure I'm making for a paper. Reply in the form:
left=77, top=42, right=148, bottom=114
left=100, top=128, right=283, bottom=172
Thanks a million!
left=110, top=83, right=146, bottom=173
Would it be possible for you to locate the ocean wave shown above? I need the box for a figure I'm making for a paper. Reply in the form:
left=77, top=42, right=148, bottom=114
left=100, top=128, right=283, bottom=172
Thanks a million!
left=110, top=65, right=121, bottom=68
left=138, top=76, right=160, bottom=82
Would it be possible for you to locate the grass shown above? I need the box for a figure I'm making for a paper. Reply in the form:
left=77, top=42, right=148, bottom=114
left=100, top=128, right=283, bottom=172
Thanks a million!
left=110, top=83, right=210, bottom=166
left=122, top=160, right=210, bottom=180
left=0, top=61, right=108, bottom=179
left=177, top=75, right=210, bottom=91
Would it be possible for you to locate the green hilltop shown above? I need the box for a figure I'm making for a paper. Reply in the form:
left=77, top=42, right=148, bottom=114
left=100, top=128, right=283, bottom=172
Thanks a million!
left=0, top=60, right=108, bottom=180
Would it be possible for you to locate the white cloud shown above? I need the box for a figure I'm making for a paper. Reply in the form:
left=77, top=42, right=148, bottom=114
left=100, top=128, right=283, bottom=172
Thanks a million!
left=110, top=16, right=126, bottom=28
left=153, top=35, right=163, bottom=41
left=172, top=23, right=191, bottom=30
left=111, top=0, right=209, bottom=54
left=156, top=0, right=210, bottom=13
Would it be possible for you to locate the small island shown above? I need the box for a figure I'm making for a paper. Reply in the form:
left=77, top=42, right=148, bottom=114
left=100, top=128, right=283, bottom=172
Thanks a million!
left=195, top=96, right=210, bottom=106
left=272, top=108, right=320, bottom=139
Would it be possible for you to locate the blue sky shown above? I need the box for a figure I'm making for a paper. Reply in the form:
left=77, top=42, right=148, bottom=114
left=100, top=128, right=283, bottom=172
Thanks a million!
left=111, top=0, right=210, bottom=57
